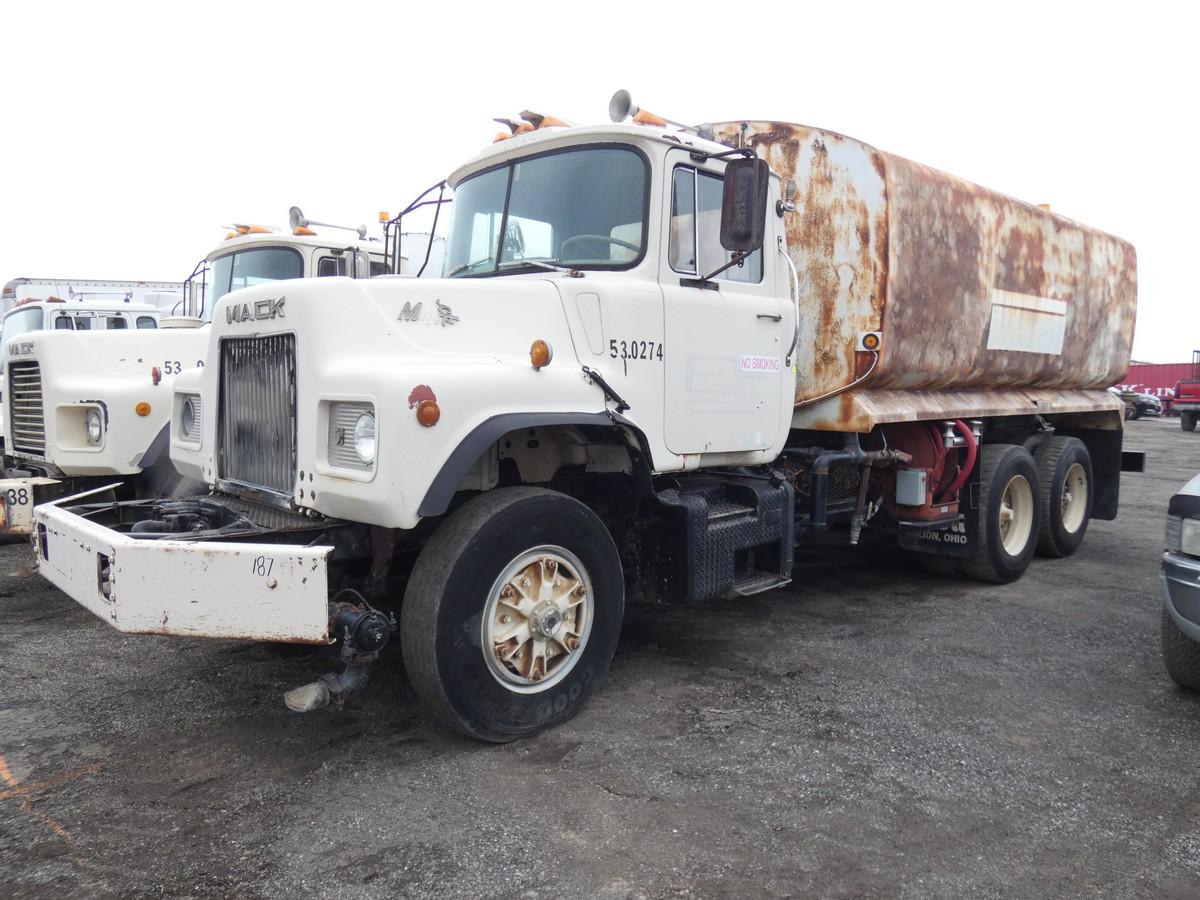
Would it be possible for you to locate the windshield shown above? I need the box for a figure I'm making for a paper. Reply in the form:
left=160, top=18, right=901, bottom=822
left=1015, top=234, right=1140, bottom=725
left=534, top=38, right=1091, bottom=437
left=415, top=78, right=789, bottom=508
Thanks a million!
left=207, top=247, right=304, bottom=314
left=445, top=146, right=647, bottom=277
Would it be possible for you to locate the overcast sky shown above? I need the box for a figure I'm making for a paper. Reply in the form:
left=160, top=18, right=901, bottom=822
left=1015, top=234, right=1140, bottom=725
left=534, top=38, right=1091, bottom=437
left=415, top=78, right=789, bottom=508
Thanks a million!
left=1, top=1, right=1191, bottom=362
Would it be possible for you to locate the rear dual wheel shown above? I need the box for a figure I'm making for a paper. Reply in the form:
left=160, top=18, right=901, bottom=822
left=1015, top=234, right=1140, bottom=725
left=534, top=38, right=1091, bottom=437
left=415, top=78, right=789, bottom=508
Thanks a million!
left=961, top=444, right=1040, bottom=584
left=401, top=487, right=624, bottom=742
left=1033, top=436, right=1093, bottom=558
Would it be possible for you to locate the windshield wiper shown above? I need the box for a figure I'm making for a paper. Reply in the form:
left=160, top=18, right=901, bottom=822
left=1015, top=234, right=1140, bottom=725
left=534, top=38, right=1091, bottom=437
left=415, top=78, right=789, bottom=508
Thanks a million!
left=497, top=257, right=582, bottom=277
left=448, top=255, right=494, bottom=277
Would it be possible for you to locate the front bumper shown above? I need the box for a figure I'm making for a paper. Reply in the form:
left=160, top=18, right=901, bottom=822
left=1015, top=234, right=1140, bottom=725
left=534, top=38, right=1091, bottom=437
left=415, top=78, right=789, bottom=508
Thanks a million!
left=34, top=487, right=334, bottom=643
left=1162, top=551, right=1200, bottom=642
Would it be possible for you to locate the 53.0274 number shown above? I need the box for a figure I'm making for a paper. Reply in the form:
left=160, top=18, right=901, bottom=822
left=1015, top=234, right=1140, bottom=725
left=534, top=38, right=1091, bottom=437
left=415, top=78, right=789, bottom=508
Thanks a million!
left=609, top=339, right=663, bottom=362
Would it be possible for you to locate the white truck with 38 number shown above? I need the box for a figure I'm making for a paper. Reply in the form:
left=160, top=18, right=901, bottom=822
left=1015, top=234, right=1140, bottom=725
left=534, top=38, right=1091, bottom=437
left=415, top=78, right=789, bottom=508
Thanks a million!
left=33, top=95, right=1139, bottom=741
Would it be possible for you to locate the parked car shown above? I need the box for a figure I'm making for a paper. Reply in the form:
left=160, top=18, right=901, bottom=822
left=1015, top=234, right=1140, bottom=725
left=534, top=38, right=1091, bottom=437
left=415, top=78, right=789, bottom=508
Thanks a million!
left=1162, top=474, right=1200, bottom=688
left=1130, top=392, right=1163, bottom=419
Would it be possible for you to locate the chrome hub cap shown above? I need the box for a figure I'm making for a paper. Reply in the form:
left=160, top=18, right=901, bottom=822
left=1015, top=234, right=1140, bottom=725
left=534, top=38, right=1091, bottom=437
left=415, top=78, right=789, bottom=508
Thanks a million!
left=482, top=547, right=593, bottom=693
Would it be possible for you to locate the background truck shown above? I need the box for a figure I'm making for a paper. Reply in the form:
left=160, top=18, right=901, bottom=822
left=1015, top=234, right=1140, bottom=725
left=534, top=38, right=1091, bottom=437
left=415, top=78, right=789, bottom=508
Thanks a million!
left=0, top=295, right=166, bottom=455
left=2, top=217, right=393, bottom=534
left=1174, top=352, right=1200, bottom=432
left=33, top=96, right=1139, bottom=742
left=2, top=277, right=184, bottom=317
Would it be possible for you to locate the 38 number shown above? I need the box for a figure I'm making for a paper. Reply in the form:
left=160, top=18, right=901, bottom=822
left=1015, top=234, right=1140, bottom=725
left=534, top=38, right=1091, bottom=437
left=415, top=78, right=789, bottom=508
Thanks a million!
left=5, top=488, right=29, bottom=507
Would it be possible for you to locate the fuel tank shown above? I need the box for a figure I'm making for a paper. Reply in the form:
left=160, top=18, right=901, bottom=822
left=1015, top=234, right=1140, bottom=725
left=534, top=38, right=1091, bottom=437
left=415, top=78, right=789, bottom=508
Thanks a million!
left=712, top=122, right=1137, bottom=411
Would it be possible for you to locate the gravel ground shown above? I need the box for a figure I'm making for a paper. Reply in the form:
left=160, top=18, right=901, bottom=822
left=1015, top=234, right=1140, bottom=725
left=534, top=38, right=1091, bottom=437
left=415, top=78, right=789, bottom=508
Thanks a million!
left=1, top=417, right=1199, bottom=899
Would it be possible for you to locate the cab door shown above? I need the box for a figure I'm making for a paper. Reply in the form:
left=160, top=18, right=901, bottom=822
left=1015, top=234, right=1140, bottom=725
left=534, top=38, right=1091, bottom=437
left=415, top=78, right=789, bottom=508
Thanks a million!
left=660, top=156, right=788, bottom=455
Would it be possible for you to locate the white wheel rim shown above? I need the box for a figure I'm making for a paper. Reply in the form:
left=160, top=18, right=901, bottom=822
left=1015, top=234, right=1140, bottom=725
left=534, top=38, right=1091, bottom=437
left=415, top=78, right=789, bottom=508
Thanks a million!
left=998, top=474, right=1034, bottom=556
left=481, top=545, right=593, bottom=694
left=1060, top=462, right=1088, bottom=534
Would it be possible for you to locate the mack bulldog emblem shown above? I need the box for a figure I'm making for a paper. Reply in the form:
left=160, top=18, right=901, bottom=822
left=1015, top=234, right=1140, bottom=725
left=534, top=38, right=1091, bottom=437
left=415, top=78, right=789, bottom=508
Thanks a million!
left=436, top=300, right=459, bottom=327
left=226, top=296, right=286, bottom=324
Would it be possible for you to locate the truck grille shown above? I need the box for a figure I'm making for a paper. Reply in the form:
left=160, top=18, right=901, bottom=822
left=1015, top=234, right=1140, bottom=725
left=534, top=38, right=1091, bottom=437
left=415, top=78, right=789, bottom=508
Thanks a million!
left=8, top=361, right=46, bottom=457
left=218, top=334, right=296, bottom=495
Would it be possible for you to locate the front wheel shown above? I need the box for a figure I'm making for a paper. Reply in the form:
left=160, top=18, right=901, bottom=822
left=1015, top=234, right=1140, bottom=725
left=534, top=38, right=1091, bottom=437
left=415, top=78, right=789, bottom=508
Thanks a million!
left=400, top=487, right=624, bottom=742
left=1183, top=413, right=1197, bottom=433
left=1162, top=607, right=1200, bottom=690
left=961, top=444, right=1040, bottom=584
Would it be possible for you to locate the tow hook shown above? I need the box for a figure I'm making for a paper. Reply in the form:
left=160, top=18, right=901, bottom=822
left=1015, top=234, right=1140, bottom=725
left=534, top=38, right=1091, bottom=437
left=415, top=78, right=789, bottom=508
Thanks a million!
left=283, top=595, right=395, bottom=713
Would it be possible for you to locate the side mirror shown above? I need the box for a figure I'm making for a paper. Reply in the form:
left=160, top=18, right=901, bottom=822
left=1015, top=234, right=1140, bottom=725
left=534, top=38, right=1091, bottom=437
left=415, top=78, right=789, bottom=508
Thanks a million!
left=720, top=157, right=770, bottom=254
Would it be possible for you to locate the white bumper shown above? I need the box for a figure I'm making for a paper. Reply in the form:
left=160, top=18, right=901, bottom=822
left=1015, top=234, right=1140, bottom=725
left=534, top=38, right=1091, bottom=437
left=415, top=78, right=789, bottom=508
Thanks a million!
left=34, top=489, right=334, bottom=643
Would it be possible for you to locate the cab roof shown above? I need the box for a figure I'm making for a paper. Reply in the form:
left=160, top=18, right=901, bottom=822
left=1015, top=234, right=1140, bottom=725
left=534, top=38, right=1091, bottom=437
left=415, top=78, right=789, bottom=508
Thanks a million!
left=447, top=122, right=736, bottom=188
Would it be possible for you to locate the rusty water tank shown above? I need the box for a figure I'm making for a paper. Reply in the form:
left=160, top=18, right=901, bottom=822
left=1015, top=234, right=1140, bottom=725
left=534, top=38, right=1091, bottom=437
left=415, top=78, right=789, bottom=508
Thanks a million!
left=711, top=122, right=1137, bottom=408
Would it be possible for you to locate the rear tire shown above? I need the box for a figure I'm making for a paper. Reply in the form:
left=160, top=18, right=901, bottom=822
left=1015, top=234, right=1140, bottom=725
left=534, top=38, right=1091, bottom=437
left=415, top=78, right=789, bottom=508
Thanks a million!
left=961, top=444, right=1040, bottom=584
left=1130, top=407, right=1142, bottom=420
left=1033, top=436, right=1093, bottom=558
left=1183, top=413, right=1197, bottom=433
left=401, top=487, right=624, bottom=742
left=1162, top=607, right=1200, bottom=690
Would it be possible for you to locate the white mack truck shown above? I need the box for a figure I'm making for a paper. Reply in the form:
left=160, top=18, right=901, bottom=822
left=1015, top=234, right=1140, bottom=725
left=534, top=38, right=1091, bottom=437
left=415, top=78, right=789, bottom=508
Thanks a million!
left=0, top=291, right=168, bottom=463
left=32, top=94, right=1140, bottom=742
left=2, top=217, right=390, bottom=534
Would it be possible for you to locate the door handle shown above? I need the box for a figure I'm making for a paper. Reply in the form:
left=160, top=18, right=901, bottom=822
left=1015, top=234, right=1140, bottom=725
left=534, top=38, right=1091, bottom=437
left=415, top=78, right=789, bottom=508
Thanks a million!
left=756, top=313, right=782, bottom=322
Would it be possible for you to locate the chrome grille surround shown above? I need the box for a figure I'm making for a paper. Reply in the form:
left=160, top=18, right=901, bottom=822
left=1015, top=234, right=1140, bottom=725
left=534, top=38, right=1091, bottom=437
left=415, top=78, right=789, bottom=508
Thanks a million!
left=218, top=334, right=296, bottom=495
left=8, top=361, right=46, bottom=457
left=327, top=402, right=374, bottom=471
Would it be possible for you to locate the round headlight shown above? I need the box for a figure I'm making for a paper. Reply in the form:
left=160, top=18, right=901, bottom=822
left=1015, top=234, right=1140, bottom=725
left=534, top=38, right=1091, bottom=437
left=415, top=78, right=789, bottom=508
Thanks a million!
left=85, top=408, right=103, bottom=445
left=181, top=397, right=196, bottom=438
left=353, top=413, right=376, bottom=464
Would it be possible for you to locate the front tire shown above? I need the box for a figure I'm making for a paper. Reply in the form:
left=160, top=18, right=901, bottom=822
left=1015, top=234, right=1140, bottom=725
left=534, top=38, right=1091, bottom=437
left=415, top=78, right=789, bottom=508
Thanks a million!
left=1162, top=607, right=1200, bottom=690
left=1034, top=436, right=1093, bottom=558
left=400, top=487, right=624, bottom=742
left=1183, top=413, right=1197, bottom=433
left=961, top=444, right=1040, bottom=584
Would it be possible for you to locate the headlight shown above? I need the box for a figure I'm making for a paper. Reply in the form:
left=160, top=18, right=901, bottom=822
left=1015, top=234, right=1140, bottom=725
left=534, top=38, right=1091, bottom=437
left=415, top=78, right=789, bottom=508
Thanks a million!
left=353, top=413, right=376, bottom=465
left=1183, top=519, right=1200, bottom=557
left=181, top=397, right=196, bottom=439
left=85, top=408, right=103, bottom=445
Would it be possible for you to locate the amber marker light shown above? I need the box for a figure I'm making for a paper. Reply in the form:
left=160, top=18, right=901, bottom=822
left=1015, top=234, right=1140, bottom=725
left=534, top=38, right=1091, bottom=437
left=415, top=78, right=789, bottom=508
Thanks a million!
left=135, top=402, right=151, bottom=417
left=530, top=339, right=553, bottom=370
left=862, top=333, right=880, bottom=351
left=416, top=400, right=441, bottom=427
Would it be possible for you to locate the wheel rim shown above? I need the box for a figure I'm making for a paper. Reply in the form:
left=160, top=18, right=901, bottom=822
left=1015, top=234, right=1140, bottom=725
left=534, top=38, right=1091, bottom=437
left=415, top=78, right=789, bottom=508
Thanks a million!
left=1060, top=462, right=1088, bottom=534
left=481, top=545, right=594, bottom=694
left=998, top=474, right=1034, bottom=556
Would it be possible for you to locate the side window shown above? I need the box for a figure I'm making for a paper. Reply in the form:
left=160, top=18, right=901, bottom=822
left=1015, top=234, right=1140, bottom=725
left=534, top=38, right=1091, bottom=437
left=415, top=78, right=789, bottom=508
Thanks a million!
left=669, top=166, right=763, bottom=284
left=370, top=261, right=388, bottom=277
left=54, top=316, right=73, bottom=330
left=107, top=317, right=128, bottom=330
left=317, top=257, right=340, bottom=277
left=74, top=317, right=93, bottom=331
left=136, top=316, right=157, bottom=329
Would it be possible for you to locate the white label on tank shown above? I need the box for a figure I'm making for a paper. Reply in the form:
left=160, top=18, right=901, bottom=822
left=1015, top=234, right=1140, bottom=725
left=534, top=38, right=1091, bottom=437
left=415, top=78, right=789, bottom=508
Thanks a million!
left=740, top=354, right=782, bottom=373
left=985, top=289, right=1068, bottom=355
